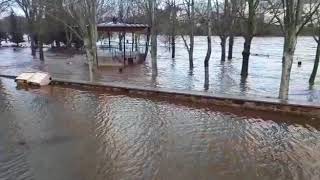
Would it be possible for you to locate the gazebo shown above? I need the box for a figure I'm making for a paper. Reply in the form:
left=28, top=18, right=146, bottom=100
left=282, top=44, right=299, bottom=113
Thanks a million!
left=97, top=22, right=150, bottom=67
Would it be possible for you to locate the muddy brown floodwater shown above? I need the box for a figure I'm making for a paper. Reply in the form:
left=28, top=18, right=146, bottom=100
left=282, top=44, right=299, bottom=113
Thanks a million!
left=0, top=77, right=320, bottom=180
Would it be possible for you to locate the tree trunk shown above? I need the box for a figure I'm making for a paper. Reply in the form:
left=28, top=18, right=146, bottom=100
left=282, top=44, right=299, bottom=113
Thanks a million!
left=171, top=1, right=177, bottom=59
left=84, top=23, right=98, bottom=73
left=150, top=0, right=157, bottom=75
left=84, top=36, right=96, bottom=76
left=228, top=35, right=234, bottom=60
left=171, top=33, right=175, bottom=58
left=204, top=35, right=212, bottom=68
left=39, top=38, right=44, bottom=61
left=279, top=32, right=297, bottom=100
left=240, top=0, right=256, bottom=76
left=309, top=40, right=320, bottom=85
left=65, top=29, right=72, bottom=48
left=151, top=32, right=157, bottom=74
left=241, top=37, right=253, bottom=77
left=189, top=40, right=194, bottom=68
left=31, top=34, right=36, bottom=56
left=204, top=0, right=212, bottom=68
left=189, top=0, right=195, bottom=69
left=220, top=36, right=227, bottom=61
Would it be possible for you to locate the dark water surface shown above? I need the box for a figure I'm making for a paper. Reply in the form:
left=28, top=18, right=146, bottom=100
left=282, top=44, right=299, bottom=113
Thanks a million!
left=0, top=77, right=320, bottom=180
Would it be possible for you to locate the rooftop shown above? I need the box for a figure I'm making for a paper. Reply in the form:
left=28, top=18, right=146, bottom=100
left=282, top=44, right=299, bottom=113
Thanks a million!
left=97, top=22, right=149, bottom=32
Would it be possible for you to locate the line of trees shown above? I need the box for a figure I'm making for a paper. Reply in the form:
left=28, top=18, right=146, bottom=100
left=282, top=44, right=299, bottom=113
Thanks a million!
left=0, top=0, right=320, bottom=100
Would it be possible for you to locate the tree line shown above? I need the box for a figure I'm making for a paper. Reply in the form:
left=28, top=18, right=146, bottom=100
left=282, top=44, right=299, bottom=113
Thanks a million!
left=0, top=0, right=319, bottom=100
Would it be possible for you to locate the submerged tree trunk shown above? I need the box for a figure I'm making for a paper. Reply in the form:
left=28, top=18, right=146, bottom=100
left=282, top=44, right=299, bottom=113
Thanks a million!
left=279, top=31, right=297, bottom=100
left=220, top=36, right=227, bottom=61
left=171, top=32, right=175, bottom=58
left=151, top=32, right=157, bottom=74
left=240, top=0, right=256, bottom=77
left=189, top=0, right=195, bottom=69
left=189, top=36, right=194, bottom=68
left=309, top=40, right=320, bottom=84
left=171, top=0, right=177, bottom=59
left=228, top=35, right=234, bottom=60
left=31, top=34, right=36, bottom=56
left=228, top=0, right=237, bottom=60
left=39, top=38, right=44, bottom=61
left=204, top=0, right=212, bottom=68
left=204, top=34, right=212, bottom=67
left=241, top=37, right=253, bottom=77
left=150, top=0, right=157, bottom=75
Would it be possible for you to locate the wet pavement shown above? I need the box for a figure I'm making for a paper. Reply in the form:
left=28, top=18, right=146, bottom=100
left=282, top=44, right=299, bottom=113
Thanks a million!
left=1, top=77, right=320, bottom=180
left=0, top=36, right=319, bottom=103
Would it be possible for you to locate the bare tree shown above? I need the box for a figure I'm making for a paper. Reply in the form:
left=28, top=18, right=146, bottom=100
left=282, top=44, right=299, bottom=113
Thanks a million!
left=37, top=0, right=45, bottom=61
left=227, top=0, right=239, bottom=60
left=166, top=0, right=178, bottom=59
left=213, top=0, right=231, bottom=62
left=134, top=0, right=158, bottom=74
left=15, top=0, right=38, bottom=56
left=14, top=0, right=47, bottom=60
left=46, top=0, right=107, bottom=74
left=0, top=0, right=10, bottom=14
left=268, top=0, right=320, bottom=99
left=239, top=0, right=260, bottom=77
left=181, top=0, right=195, bottom=69
left=309, top=3, right=320, bottom=85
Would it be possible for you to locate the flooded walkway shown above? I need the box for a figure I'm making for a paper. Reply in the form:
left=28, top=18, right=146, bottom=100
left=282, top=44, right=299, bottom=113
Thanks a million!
left=1, top=77, right=320, bottom=180
left=0, top=36, right=319, bottom=103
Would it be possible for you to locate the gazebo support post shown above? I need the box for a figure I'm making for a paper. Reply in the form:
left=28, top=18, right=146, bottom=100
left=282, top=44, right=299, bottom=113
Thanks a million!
left=135, top=34, right=138, bottom=51
left=123, top=32, right=126, bottom=66
left=108, top=32, right=111, bottom=50
left=132, top=32, right=134, bottom=52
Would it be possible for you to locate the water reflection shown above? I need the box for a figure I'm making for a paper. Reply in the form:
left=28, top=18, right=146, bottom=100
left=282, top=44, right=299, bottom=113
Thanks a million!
left=0, top=77, right=320, bottom=180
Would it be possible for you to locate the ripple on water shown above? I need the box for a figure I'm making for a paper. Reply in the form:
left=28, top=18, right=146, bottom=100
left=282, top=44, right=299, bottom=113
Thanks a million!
left=0, top=77, right=320, bottom=180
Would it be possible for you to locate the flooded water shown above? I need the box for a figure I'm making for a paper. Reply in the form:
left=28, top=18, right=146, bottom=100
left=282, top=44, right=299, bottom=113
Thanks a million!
left=1, top=77, right=320, bottom=180
left=152, top=36, right=320, bottom=102
left=0, top=36, right=319, bottom=102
